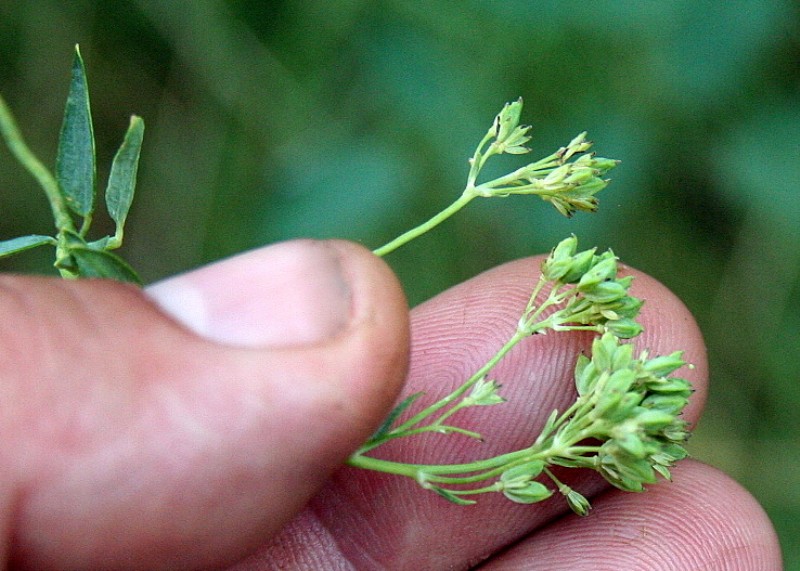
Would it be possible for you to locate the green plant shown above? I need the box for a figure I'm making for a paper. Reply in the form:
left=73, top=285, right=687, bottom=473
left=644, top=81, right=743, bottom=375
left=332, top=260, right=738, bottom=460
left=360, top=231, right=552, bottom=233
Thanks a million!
left=0, top=46, right=693, bottom=515
left=0, top=46, right=143, bottom=284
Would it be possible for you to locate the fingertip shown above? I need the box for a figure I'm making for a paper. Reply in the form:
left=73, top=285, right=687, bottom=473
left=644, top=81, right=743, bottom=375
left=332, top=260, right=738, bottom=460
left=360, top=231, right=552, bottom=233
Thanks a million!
left=482, top=460, right=782, bottom=571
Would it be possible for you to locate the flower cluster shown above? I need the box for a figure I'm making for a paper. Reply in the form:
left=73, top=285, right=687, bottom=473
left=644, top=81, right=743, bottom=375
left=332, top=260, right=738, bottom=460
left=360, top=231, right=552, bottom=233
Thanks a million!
left=576, top=333, right=693, bottom=492
left=472, top=99, right=619, bottom=218
left=522, top=235, right=644, bottom=339
left=348, top=99, right=694, bottom=516
left=494, top=333, right=692, bottom=514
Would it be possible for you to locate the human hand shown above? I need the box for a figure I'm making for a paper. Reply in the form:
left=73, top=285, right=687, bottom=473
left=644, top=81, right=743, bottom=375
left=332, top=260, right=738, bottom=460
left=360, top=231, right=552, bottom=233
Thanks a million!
left=0, top=240, right=781, bottom=570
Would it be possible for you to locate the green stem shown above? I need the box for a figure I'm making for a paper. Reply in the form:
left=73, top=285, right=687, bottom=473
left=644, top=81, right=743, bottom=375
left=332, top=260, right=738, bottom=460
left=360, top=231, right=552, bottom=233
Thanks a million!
left=372, top=191, right=476, bottom=257
left=399, top=424, right=483, bottom=440
left=389, top=328, right=528, bottom=436
left=348, top=446, right=534, bottom=479
left=447, top=483, right=501, bottom=496
left=0, top=95, right=75, bottom=234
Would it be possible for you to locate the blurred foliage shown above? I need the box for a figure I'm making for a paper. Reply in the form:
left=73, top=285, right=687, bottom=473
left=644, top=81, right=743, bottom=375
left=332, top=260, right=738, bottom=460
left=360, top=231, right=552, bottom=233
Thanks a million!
left=1, top=1, right=799, bottom=566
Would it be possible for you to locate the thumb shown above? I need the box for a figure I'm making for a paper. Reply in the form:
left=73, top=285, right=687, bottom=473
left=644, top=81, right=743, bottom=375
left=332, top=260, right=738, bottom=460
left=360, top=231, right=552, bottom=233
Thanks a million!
left=2, top=240, right=409, bottom=571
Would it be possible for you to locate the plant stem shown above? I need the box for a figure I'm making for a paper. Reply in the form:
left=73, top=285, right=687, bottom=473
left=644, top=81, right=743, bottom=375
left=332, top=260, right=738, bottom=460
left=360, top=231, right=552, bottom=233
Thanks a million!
left=390, top=328, right=527, bottom=435
left=0, top=95, right=75, bottom=235
left=347, top=446, right=534, bottom=479
left=372, top=190, right=475, bottom=257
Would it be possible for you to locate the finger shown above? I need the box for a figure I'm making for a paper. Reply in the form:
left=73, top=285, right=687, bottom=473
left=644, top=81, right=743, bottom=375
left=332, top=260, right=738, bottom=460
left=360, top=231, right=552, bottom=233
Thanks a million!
left=2, top=240, right=409, bottom=571
left=477, top=459, right=782, bottom=570
left=235, top=254, right=708, bottom=570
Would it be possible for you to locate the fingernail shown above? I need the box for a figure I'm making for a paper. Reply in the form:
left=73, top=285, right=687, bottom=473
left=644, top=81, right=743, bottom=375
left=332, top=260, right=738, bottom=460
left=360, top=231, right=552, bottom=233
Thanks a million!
left=145, top=241, right=353, bottom=347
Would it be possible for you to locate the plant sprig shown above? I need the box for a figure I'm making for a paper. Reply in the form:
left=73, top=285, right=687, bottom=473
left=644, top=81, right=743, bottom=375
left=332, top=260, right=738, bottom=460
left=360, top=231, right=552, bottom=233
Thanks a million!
left=352, top=101, right=692, bottom=513
left=0, top=49, right=694, bottom=516
left=372, top=98, right=617, bottom=257
left=0, top=45, right=143, bottom=283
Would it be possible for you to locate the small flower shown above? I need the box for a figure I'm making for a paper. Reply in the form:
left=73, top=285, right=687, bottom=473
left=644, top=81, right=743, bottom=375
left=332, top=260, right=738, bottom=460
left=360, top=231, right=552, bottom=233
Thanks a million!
left=541, top=235, right=597, bottom=283
left=558, top=131, right=593, bottom=161
left=464, top=377, right=506, bottom=407
left=604, top=318, right=644, bottom=339
left=642, top=352, right=686, bottom=377
left=577, top=254, right=618, bottom=291
left=490, top=98, right=532, bottom=155
left=503, top=480, right=552, bottom=504
left=500, top=460, right=552, bottom=504
left=562, top=485, right=592, bottom=516
left=493, top=98, right=524, bottom=142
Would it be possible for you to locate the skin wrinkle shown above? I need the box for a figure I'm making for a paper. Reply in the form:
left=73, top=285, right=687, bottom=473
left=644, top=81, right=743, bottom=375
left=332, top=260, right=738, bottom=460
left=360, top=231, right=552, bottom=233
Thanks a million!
left=477, top=461, right=781, bottom=571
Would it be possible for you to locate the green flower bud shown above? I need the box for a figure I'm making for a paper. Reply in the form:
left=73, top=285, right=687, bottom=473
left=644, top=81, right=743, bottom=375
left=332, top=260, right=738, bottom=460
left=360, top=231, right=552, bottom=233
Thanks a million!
left=500, top=460, right=551, bottom=504
left=662, top=423, right=691, bottom=443
left=616, top=431, right=648, bottom=459
left=501, top=128, right=532, bottom=154
left=567, top=131, right=590, bottom=151
left=564, top=488, right=592, bottom=516
left=634, top=409, right=675, bottom=430
left=549, top=235, right=578, bottom=260
left=494, top=98, right=523, bottom=142
left=574, top=353, right=599, bottom=396
left=594, top=387, right=624, bottom=419
left=503, top=481, right=553, bottom=504
left=641, top=394, right=689, bottom=415
left=591, top=332, right=624, bottom=371
left=606, top=368, right=636, bottom=394
left=465, top=377, right=506, bottom=406
left=643, top=352, right=686, bottom=377
left=645, top=376, right=692, bottom=395
left=653, top=464, right=673, bottom=480
left=601, top=390, right=644, bottom=423
left=501, top=460, right=546, bottom=482
left=578, top=255, right=618, bottom=291
left=560, top=248, right=597, bottom=283
left=543, top=164, right=571, bottom=187
left=611, top=341, right=634, bottom=370
left=564, top=166, right=596, bottom=186
left=604, top=295, right=643, bottom=319
left=589, top=156, right=620, bottom=173
left=567, top=194, right=600, bottom=213
left=660, top=442, right=689, bottom=462
left=616, top=456, right=658, bottom=485
left=582, top=280, right=628, bottom=304
left=575, top=176, right=609, bottom=195
left=542, top=236, right=578, bottom=281
left=547, top=196, right=574, bottom=218
left=601, top=467, right=646, bottom=492
left=559, top=131, right=592, bottom=161
left=604, top=318, right=643, bottom=339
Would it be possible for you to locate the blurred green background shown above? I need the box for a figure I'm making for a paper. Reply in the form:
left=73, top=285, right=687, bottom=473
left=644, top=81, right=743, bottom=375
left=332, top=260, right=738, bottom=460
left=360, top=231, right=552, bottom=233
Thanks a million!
left=1, top=1, right=798, bottom=566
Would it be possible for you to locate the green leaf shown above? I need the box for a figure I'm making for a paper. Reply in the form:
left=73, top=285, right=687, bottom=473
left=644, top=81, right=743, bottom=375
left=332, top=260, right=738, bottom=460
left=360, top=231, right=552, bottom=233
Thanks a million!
left=69, top=247, right=142, bottom=285
left=56, top=44, right=96, bottom=219
left=432, top=487, right=476, bottom=506
left=0, top=235, right=56, bottom=258
left=366, top=392, right=423, bottom=444
left=106, top=116, right=144, bottom=240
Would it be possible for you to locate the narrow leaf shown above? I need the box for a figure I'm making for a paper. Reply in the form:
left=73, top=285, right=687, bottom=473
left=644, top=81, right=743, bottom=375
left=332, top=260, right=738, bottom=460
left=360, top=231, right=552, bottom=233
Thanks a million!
left=56, top=44, right=96, bottom=218
left=106, top=116, right=144, bottom=236
left=0, top=235, right=56, bottom=259
left=69, top=247, right=142, bottom=285
left=432, top=487, right=477, bottom=506
left=367, top=392, right=423, bottom=444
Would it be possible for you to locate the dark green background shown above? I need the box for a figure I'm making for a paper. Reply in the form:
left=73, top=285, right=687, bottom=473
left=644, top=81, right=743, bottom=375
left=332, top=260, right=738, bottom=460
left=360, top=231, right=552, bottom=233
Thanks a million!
left=1, top=2, right=798, bottom=567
